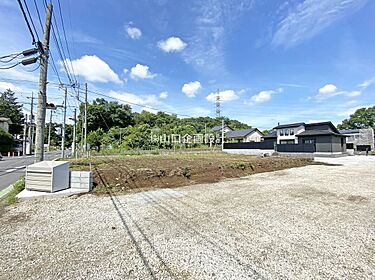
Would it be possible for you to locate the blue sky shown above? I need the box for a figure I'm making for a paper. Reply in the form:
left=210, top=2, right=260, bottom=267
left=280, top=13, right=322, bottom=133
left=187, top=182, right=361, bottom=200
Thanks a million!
left=0, top=0, right=375, bottom=129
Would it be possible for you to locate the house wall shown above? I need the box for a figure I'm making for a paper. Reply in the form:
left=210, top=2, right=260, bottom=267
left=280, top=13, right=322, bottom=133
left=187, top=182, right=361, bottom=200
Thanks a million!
left=244, top=131, right=263, bottom=142
left=298, top=135, right=346, bottom=153
left=345, top=128, right=374, bottom=150
left=276, top=125, right=305, bottom=144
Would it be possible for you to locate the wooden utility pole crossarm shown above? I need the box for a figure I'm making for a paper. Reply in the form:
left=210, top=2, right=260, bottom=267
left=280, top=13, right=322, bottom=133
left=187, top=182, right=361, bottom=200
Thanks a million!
left=34, top=3, right=53, bottom=162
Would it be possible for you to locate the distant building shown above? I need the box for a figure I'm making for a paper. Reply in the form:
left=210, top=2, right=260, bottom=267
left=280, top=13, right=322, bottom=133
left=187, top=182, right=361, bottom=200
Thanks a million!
left=211, top=125, right=232, bottom=134
left=339, top=128, right=374, bottom=152
left=263, top=121, right=347, bottom=154
left=0, top=117, right=12, bottom=133
left=226, top=128, right=263, bottom=143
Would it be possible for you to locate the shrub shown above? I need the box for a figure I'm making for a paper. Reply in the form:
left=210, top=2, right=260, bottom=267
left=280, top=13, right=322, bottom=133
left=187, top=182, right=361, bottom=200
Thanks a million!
left=6, top=177, right=25, bottom=205
left=0, top=128, right=13, bottom=153
left=182, top=167, right=191, bottom=179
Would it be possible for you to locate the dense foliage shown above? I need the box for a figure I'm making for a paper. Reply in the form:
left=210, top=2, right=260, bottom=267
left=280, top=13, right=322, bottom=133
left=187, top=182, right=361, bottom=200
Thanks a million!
left=338, top=106, right=375, bottom=130
left=0, top=128, right=13, bottom=153
left=81, top=98, right=251, bottom=151
left=0, top=89, right=24, bottom=134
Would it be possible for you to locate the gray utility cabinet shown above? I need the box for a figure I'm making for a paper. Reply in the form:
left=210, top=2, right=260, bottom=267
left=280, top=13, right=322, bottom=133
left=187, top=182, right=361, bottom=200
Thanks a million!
left=26, top=161, right=70, bottom=192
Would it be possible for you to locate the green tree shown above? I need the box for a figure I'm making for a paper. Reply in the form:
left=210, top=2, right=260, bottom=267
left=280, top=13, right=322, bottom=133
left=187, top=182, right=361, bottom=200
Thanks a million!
left=0, top=89, right=24, bottom=134
left=81, top=98, right=133, bottom=133
left=87, top=128, right=104, bottom=151
left=0, top=128, right=13, bottom=153
left=338, top=106, right=375, bottom=130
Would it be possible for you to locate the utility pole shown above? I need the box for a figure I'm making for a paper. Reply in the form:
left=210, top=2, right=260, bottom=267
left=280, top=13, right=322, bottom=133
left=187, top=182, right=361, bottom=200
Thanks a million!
left=216, top=89, right=221, bottom=118
left=27, top=92, right=34, bottom=155
left=84, top=83, right=88, bottom=157
left=61, top=88, right=67, bottom=158
left=47, top=109, right=53, bottom=152
left=23, top=114, right=28, bottom=156
left=34, top=3, right=53, bottom=162
left=70, top=109, right=77, bottom=159
left=221, top=119, right=225, bottom=151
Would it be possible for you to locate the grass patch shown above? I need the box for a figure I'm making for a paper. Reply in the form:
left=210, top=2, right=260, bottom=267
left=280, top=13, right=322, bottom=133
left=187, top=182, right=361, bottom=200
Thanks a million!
left=6, top=177, right=25, bottom=205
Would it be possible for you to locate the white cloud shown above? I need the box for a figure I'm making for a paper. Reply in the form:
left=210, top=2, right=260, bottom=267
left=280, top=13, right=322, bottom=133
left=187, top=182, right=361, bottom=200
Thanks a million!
left=71, top=30, right=101, bottom=44
left=189, top=107, right=211, bottom=117
left=63, top=55, right=122, bottom=84
left=126, top=24, right=142, bottom=40
left=182, top=81, right=201, bottom=97
left=109, top=90, right=160, bottom=107
left=319, top=84, right=338, bottom=95
left=141, top=107, right=157, bottom=114
left=157, top=37, right=187, bottom=52
left=123, top=68, right=129, bottom=74
left=129, top=64, right=156, bottom=80
left=0, top=81, right=22, bottom=92
left=273, top=0, right=367, bottom=47
left=359, top=75, right=375, bottom=89
left=346, top=91, right=361, bottom=97
left=183, top=0, right=254, bottom=74
left=206, top=90, right=239, bottom=103
left=247, top=88, right=282, bottom=105
left=316, top=83, right=362, bottom=100
left=159, top=91, right=168, bottom=99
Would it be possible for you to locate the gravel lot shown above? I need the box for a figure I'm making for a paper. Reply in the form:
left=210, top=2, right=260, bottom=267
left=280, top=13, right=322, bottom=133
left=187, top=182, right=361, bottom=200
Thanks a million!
left=0, top=156, right=374, bottom=279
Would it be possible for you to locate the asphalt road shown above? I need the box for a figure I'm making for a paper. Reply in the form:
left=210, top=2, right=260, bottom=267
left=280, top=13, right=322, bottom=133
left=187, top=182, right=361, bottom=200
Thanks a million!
left=0, top=151, right=64, bottom=192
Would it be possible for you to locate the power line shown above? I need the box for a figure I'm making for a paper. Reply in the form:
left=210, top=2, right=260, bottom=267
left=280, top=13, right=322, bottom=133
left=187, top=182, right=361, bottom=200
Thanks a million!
left=0, top=62, right=21, bottom=70
left=17, top=0, right=36, bottom=44
left=56, top=0, right=76, bottom=83
left=33, top=0, right=62, bottom=85
left=22, top=0, right=40, bottom=41
left=43, top=0, right=74, bottom=85
left=0, top=53, right=23, bottom=63
left=85, top=88, right=195, bottom=118
left=24, top=62, right=41, bottom=72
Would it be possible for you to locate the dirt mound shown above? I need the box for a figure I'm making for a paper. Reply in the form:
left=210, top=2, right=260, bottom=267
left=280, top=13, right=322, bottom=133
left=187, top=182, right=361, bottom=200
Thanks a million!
left=71, top=153, right=314, bottom=194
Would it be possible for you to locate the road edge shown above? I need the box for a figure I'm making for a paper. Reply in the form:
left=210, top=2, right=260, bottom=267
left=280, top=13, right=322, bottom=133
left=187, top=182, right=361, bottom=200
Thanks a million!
left=0, top=184, right=14, bottom=200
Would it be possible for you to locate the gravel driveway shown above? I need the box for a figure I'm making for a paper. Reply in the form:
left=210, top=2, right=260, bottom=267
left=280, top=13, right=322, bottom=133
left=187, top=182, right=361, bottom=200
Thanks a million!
left=1, top=156, right=374, bottom=279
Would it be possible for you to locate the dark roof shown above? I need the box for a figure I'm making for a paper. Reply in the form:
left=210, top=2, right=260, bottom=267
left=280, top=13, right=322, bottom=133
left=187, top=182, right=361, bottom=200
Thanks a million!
left=262, top=130, right=277, bottom=138
left=304, top=121, right=341, bottom=134
left=226, top=128, right=261, bottom=138
left=339, top=129, right=360, bottom=134
left=273, top=122, right=305, bottom=129
left=297, top=129, right=346, bottom=137
left=211, top=125, right=231, bottom=132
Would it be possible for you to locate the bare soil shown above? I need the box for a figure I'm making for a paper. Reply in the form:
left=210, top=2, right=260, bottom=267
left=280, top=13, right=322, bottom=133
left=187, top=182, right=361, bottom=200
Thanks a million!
left=69, top=152, right=314, bottom=194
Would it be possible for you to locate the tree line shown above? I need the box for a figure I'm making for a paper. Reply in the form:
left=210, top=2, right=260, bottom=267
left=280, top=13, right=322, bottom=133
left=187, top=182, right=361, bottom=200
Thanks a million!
left=1, top=88, right=375, bottom=153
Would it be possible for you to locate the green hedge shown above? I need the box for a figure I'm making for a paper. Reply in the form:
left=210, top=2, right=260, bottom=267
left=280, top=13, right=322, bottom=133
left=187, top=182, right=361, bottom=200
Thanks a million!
left=0, top=128, right=13, bottom=153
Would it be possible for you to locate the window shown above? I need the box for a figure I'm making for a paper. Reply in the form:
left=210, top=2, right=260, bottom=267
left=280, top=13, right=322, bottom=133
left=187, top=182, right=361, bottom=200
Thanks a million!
left=290, top=129, right=294, bottom=135
left=303, top=139, right=315, bottom=144
left=279, top=130, right=284, bottom=136
left=280, top=140, right=295, bottom=144
left=285, top=129, right=289, bottom=136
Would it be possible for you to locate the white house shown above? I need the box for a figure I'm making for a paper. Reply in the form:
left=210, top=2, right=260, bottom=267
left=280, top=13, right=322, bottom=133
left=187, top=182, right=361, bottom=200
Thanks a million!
left=226, top=128, right=263, bottom=143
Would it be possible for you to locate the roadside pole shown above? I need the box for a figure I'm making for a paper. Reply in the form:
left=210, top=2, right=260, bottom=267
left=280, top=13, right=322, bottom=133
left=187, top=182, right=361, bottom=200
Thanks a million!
left=69, top=109, right=77, bottom=159
left=84, top=83, right=88, bottom=158
left=34, top=3, right=53, bottom=162
left=47, top=109, right=53, bottom=152
left=61, top=88, right=67, bottom=158
left=23, top=114, right=28, bottom=156
left=221, top=119, right=224, bottom=151
left=27, top=92, right=34, bottom=155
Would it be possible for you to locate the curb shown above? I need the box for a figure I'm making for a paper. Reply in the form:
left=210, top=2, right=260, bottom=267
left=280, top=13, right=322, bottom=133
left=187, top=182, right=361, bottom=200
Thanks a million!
left=0, top=184, right=14, bottom=200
